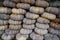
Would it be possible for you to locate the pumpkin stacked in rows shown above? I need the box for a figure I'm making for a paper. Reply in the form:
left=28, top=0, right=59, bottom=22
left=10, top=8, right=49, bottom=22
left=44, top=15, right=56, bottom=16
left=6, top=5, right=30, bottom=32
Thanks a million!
left=0, top=0, right=60, bottom=40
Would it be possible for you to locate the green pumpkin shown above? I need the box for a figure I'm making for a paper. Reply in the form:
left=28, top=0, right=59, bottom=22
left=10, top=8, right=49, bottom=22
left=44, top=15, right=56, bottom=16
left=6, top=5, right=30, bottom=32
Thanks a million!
left=50, top=1, right=60, bottom=7
left=0, top=14, right=9, bottom=20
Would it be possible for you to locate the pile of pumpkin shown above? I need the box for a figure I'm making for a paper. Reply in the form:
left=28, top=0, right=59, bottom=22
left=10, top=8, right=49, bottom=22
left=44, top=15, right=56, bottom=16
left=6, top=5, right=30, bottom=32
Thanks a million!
left=0, top=0, right=60, bottom=40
